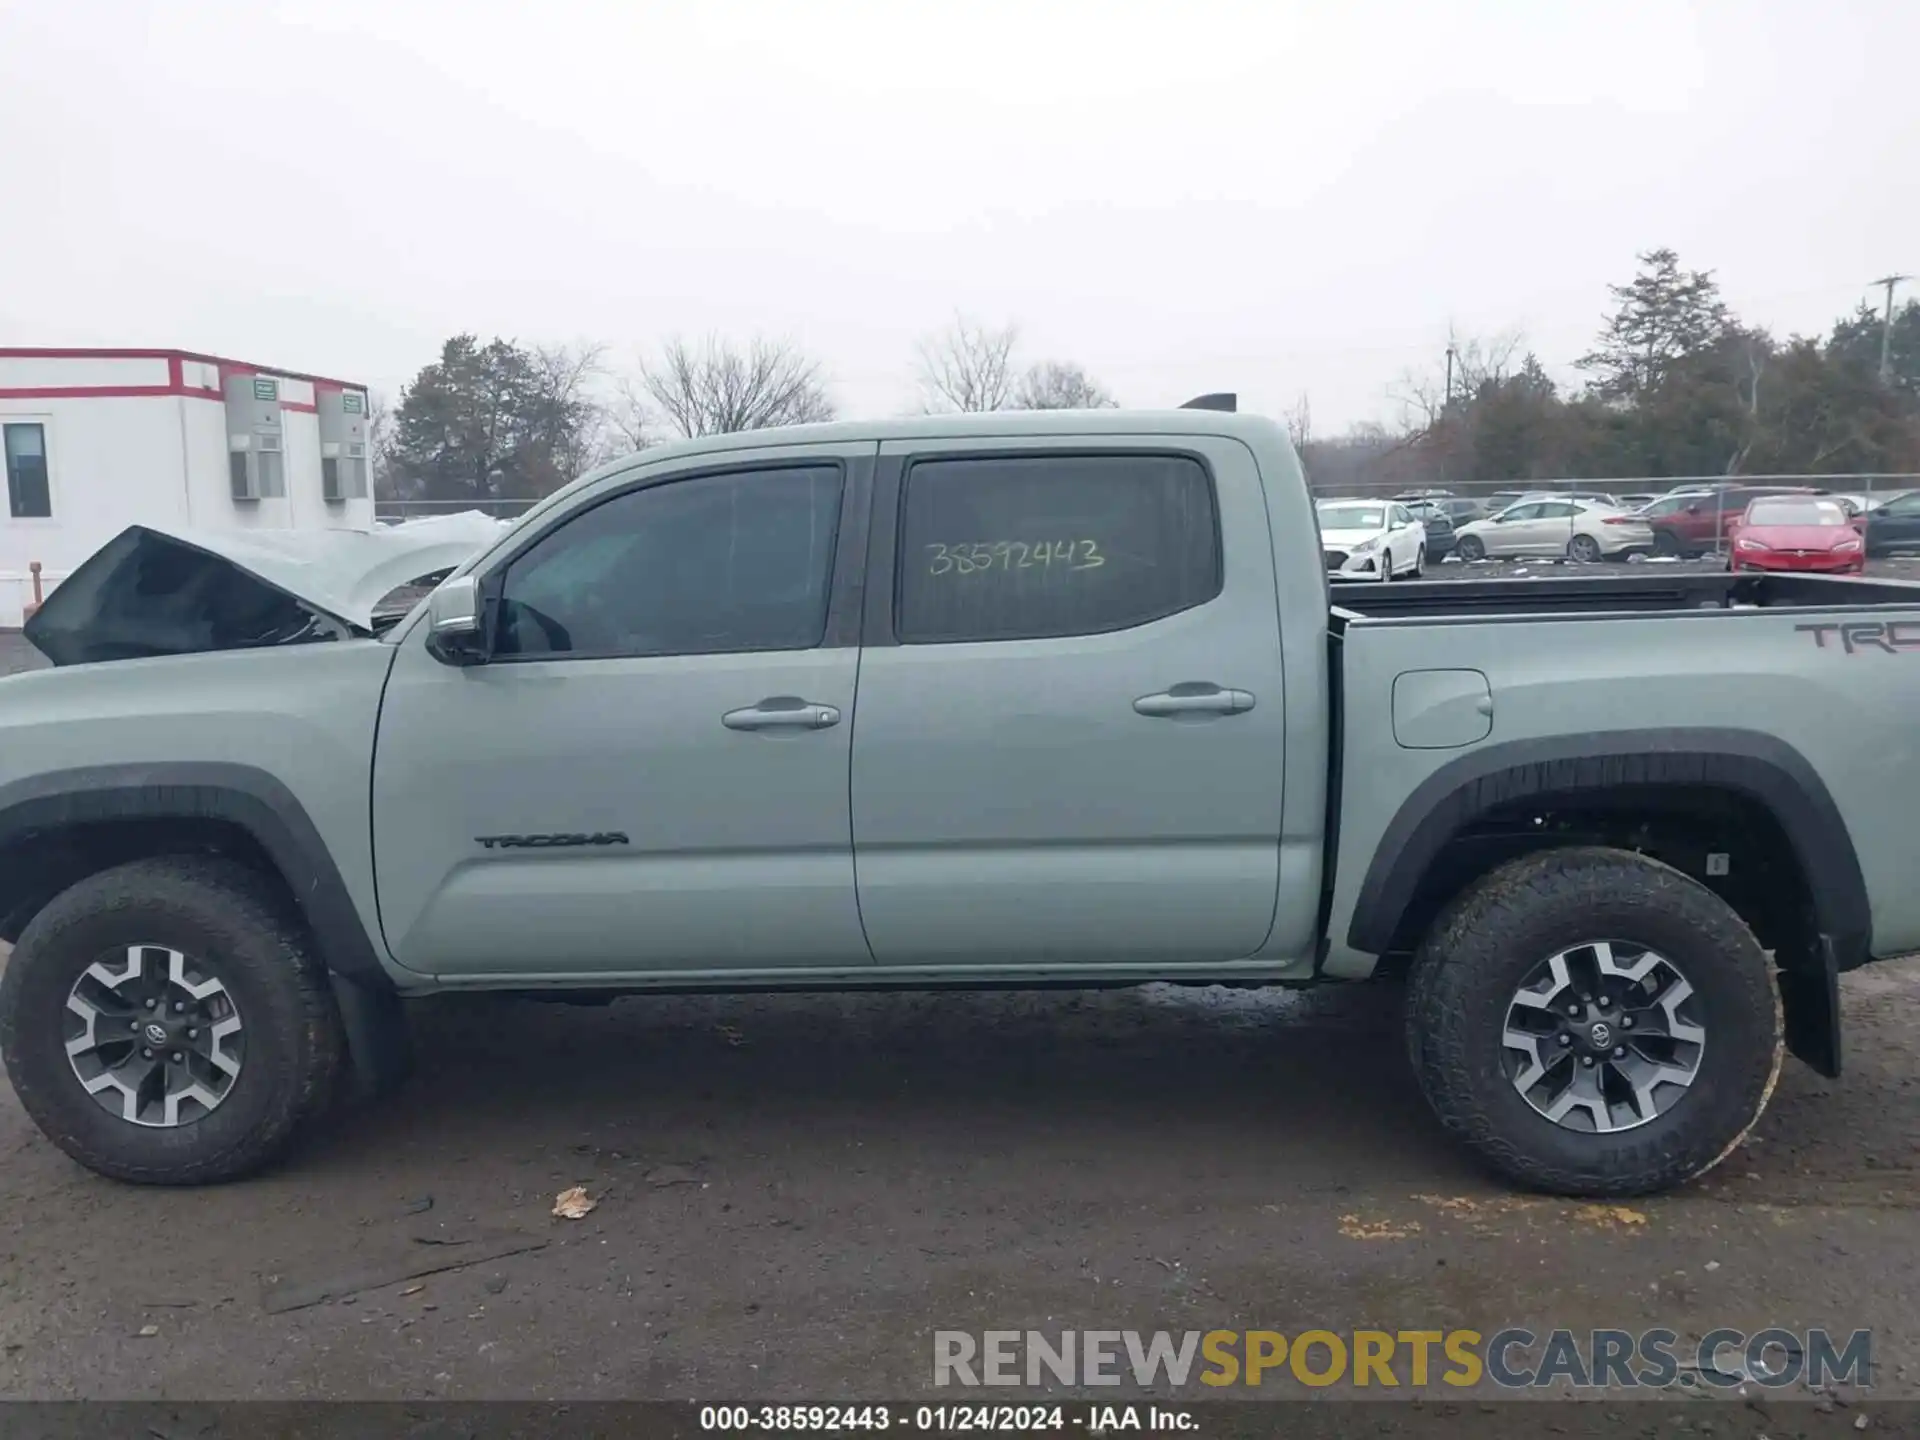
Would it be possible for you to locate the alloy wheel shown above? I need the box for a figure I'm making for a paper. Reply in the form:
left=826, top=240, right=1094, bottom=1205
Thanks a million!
left=1501, top=941, right=1705, bottom=1134
left=63, top=946, right=245, bottom=1127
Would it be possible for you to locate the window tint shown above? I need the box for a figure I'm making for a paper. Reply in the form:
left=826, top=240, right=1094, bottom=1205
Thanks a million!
left=897, top=453, right=1220, bottom=644
left=1539, top=502, right=1580, bottom=518
left=5, top=423, right=51, bottom=518
left=494, top=464, right=843, bottom=659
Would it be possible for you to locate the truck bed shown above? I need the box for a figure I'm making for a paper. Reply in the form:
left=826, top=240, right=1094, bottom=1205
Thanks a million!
left=1317, top=564, right=1920, bottom=982
left=1330, top=569, right=1920, bottom=624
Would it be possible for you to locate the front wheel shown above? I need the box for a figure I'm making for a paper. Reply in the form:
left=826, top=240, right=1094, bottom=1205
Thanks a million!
left=1455, top=535, right=1486, bottom=563
left=0, top=857, right=344, bottom=1185
left=1411, top=546, right=1425, bottom=578
left=1379, top=550, right=1394, bottom=582
left=1406, top=847, right=1781, bottom=1197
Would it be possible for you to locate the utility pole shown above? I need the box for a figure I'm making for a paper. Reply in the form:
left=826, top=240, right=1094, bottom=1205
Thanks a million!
left=1444, top=343, right=1456, bottom=408
left=1871, top=274, right=1910, bottom=383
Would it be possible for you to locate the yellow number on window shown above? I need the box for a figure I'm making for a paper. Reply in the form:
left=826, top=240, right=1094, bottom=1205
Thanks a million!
left=1073, top=540, right=1105, bottom=570
left=926, top=543, right=953, bottom=576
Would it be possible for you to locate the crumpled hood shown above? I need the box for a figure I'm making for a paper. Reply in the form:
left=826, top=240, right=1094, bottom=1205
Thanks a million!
left=23, top=512, right=510, bottom=668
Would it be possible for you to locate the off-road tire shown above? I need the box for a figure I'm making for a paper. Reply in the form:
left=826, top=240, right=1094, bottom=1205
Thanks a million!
left=1406, top=846, right=1782, bottom=1197
left=0, top=856, right=343, bottom=1185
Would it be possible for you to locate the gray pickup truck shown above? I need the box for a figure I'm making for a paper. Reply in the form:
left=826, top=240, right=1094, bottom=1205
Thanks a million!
left=2, top=407, right=1915, bottom=1197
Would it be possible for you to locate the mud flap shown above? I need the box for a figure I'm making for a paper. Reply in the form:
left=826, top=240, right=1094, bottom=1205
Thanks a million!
left=1778, top=934, right=1841, bottom=1079
left=329, top=973, right=414, bottom=1102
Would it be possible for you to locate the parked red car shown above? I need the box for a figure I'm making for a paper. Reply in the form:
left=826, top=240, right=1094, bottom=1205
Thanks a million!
left=1641, top=484, right=1824, bottom=556
left=1726, top=496, right=1866, bottom=574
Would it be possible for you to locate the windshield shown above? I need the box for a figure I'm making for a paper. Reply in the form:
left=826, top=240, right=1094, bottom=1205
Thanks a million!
left=1747, top=499, right=1848, bottom=527
left=1317, top=504, right=1385, bottom=530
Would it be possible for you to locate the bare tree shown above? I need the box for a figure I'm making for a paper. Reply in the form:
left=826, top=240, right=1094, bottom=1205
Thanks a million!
left=917, top=316, right=1019, bottom=412
left=1012, top=360, right=1117, bottom=410
left=1283, top=392, right=1313, bottom=454
left=527, top=343, right=609, bottom=484
left=608, top=373, right=656, bottom=454
left=366, top=389, right=399, bottom=499
left=638, top=336, right=836, bottom=438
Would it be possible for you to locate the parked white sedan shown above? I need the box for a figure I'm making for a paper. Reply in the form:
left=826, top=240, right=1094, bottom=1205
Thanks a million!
left=1316, top=499, right=1427, bottom=580
left=1452, top=497, right=1655, bottom=563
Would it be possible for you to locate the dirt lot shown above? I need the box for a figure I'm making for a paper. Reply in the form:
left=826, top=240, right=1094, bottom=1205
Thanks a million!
left=0, top=962, right=1915, bottom=1403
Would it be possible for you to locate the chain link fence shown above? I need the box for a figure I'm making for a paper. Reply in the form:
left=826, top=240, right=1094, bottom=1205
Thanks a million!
left=375, top=497, right=540, bottom=524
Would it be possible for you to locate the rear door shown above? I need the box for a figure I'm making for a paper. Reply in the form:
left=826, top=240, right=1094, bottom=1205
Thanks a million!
left=1524, top=500, right=1583, bottom=555
left=372, top=443, right=877, bottom=979
left=849, top=435, right=1286, bottom=967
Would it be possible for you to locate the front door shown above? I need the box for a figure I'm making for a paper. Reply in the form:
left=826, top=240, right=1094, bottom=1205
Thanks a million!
left=372, top=445, right=876, bottom=980
left=849, top=437, right=1286, bottom=968
left=1485, top=501, right=1547, bottom=555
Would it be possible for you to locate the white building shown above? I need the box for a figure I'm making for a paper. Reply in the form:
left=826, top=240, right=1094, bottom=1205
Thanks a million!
left=0, top=347, right=374, bottom=627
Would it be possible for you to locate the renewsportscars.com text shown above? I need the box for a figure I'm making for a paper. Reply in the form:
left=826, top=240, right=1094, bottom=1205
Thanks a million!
left=933, top=1328, right=1871, bottom=1390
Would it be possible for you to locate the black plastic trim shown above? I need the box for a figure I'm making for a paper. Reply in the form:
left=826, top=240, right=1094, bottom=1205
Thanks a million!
left=0, top=763, right=392, bottom=988
left=1347, top=729, right=1874, bottom=976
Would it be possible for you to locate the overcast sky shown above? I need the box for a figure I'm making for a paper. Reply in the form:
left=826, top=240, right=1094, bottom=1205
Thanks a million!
left=1, top=0, right=1912, bottom=432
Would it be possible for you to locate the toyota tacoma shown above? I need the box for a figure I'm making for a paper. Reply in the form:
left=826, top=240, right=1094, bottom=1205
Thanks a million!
left=1, top=407, right=1915, bottom=1196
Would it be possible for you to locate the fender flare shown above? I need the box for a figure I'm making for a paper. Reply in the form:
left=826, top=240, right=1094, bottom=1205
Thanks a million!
left=0, top=761, right=392, bottom=989
left=1347, top=728, right=1872, bottom=977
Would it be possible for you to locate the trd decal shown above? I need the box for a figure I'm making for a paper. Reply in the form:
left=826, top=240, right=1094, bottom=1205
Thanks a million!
left=1796, top=621, right=1920, bottom=654
left=475, top=832, right=630, bottom=850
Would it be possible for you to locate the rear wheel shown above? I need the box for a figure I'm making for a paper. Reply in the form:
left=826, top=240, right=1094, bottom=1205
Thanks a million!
left=1456, top=535, right=1486, bottom=563
left=1568, top=533, right=1603, bottom=563
left=1406, top=847, right=1781, bottom=1197
left=0, top=857, right=343, bottom=1185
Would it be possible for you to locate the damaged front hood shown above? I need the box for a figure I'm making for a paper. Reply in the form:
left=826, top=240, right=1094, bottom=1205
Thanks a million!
left=24, top=513, right=510, bottom=668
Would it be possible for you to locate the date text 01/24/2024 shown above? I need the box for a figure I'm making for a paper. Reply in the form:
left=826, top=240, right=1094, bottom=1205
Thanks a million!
left=698, top=1405, right=1196, bottom=1433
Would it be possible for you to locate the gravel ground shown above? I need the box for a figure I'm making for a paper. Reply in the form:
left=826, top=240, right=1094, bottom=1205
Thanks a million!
left=0, top=966, right=1916, bottom=1404
left=3, top=565, right=1920, bottom=1406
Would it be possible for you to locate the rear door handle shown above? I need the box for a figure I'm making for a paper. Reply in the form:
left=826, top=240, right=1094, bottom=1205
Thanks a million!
left=722, top=697, right=842, bottom=731
left=1133, top=684, right=1256, bottom=718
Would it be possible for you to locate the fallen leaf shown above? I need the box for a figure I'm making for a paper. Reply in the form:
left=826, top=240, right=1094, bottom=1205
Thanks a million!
left=400, top=1284, right=424, bottom=1297
left=1570, top=1204, right=1649, bottom=1228
left=136, top=1325, right=159, bottom=1338
left=552, top=1185, right=597, bottom=1220
left=1339, top=1214, right=1421, bottom=1241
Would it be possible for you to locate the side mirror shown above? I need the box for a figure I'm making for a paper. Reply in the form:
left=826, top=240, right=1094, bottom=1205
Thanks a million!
left=424, top=575, right=488, bottom=667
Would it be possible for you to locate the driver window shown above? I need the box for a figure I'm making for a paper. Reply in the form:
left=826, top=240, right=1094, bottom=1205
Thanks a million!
left=493, top=464, right=844, bottom=659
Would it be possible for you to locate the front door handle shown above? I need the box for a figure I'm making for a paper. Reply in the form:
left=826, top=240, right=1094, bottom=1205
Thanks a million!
left=722, top=697, right=842, bottom=732
left=1133, top=684, right=1256, bottom=718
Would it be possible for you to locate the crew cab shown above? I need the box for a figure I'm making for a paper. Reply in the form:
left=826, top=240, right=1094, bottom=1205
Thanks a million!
left=3, top=407, right=1918, bottom=1198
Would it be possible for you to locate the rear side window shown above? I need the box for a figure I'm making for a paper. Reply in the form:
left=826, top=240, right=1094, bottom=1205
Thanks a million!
left=896, top=453, right=1220, bottom=644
